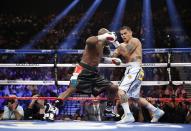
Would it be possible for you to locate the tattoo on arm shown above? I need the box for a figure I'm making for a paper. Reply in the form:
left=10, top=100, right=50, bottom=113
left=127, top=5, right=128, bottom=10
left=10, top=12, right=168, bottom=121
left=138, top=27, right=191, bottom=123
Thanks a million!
left=126, top=44, right=136, bottom=54
left=120, top=94, right=128, bottom=103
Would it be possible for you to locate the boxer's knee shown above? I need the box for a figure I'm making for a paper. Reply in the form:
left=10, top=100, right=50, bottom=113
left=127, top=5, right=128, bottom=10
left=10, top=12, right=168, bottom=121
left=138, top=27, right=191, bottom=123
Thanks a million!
left=118, top=89, right=128, bottom=103
left=118, top=89, right=125, bottom=97
left=107, top=84, right=118, bottom=99
left=111, top=84, right=118, bottom=92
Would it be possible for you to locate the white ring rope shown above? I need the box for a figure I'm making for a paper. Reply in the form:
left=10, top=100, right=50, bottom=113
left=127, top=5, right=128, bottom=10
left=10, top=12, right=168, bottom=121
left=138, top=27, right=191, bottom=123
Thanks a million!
left=62, top=81, right=191, bottom=86
left=0, top=64, right=54, bottom=67
left=0, top=63, right=191, bottom=85
left=167, top=53, right=172, bottom=82
left=0, top=63, right=191, bottom=68
left=0, top=80, right=191, bottom=86
left=0, top=80, right=55, bottom=85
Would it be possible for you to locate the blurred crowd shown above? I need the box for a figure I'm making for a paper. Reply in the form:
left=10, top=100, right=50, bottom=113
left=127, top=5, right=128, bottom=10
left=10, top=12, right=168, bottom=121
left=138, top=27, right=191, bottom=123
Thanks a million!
left=0, top=0, right=191, bottom=123
left=0, top=0, right=190, bottom=49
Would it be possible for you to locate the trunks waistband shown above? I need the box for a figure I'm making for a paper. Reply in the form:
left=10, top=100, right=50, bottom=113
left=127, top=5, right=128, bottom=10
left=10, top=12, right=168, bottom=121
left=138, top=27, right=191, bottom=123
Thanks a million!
left=79, top=62, right=98, bottom=72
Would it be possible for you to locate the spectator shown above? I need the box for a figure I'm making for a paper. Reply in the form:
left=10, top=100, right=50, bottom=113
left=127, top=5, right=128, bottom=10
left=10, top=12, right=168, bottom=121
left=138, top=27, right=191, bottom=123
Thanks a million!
left=82, top=95, right=106, bottom=121
left=1, top=95, right=24, bottom=120
left=24, top=94, right=45, bottom=120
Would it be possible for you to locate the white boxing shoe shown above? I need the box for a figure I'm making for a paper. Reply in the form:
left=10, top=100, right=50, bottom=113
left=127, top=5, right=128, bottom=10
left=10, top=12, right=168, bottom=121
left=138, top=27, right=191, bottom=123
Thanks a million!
left=116, top=113, right=135, bottom=124
left=151, top=108, right=165, bottom=123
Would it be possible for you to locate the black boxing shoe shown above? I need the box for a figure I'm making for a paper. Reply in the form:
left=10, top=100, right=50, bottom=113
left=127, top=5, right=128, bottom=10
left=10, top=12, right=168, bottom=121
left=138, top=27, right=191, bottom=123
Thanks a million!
left=104, top=106, right=116, bottom=117
left=43, top=103, right=59, bottom=122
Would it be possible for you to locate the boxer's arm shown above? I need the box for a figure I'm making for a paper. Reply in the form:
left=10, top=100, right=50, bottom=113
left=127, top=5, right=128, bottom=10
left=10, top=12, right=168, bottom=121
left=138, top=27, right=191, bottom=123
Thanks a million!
left=111, top=48, right=120, bottom=58
left=125, top=38, right=139, bottom=55
left=86, top=36, right=98, bottom=49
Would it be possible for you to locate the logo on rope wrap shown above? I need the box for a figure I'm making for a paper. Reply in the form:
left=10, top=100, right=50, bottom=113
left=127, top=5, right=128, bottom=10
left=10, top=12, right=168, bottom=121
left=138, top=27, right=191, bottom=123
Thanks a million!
left=41, top=50, right=52, bottom=53
left=16, top=64, right=39, bottom=67
left=142, top=63, right=156, bottom=67
left=5, top=49, right=15, bottom=53
left=154, top=49, right=167, bottom=53
left=42, top=81, right=54, bottom=85
left=7, top=80, right=17, bottom=83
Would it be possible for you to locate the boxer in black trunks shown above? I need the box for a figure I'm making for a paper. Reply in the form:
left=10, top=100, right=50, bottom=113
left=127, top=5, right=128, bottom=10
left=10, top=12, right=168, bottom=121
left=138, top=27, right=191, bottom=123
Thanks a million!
left=44, top=28, right=121, bottom=121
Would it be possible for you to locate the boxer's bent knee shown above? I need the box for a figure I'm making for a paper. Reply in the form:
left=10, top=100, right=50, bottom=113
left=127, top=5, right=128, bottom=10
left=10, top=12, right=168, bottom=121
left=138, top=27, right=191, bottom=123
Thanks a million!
left=107, top=84, right=118, bottom=99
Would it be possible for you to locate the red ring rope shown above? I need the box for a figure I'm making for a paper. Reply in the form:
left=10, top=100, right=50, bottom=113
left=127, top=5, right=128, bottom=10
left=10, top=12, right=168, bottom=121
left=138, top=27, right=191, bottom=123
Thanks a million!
left=0, top=96, right=190, bottom=102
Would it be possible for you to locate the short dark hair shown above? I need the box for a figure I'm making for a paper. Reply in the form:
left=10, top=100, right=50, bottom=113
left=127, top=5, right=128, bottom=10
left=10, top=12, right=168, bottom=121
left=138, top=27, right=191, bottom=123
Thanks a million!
left=98, top=28, right=109, bottom=35
left=6, top=99, right=15, bottom=105
left=120, top=26, right=132, bottom=31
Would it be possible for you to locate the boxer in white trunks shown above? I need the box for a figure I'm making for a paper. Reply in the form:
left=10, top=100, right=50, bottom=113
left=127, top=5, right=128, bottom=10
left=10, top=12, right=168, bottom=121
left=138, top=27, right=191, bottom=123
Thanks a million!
left=111, top=26, right=164, bottom=123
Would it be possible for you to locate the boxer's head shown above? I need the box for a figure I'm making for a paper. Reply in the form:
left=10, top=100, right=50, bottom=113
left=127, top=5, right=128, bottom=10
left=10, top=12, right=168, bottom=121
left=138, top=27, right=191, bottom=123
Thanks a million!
left=98, top=28, right=109, bottom=35
left=120, top=26, right=132, bottom=43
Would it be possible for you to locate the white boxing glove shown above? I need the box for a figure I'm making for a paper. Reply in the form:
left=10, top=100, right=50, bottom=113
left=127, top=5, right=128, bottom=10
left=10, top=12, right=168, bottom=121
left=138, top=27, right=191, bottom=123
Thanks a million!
left=103, top=57, right=122, bottom=65
left=112, top=40, right=120, bottom=48
left=111, top=58, right=122, bottom=65
left=97, top=32, right=117, bottom=43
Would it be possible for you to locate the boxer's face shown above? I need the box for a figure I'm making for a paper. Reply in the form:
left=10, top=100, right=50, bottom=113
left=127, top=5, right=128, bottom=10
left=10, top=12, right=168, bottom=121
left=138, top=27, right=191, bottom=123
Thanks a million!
left=120, top=29, right=132, bottom=43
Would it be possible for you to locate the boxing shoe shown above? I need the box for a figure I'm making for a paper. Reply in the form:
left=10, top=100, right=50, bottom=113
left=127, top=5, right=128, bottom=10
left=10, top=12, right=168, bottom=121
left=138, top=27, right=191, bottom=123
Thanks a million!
left=116, top=113, right=135, bottom=124
left=151, top=108, right=164, bottom=123
left=43, top=103, right=59, bottom=122
left=104, top=106, right=116, bottom=117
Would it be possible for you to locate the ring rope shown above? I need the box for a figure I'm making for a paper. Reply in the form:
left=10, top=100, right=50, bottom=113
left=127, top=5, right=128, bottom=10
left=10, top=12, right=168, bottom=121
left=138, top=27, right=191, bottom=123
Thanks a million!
left=1, top=48, right=191, bottom=54
left=0, top=63, right=191, bottom=68
left=0, top=49, right=190, bottom=104
left=0, top=49, right=190, bottom=88
left=167, top=52, right=172, bottom=82
left=0, top=80, right=191, bottom=86
left=0, top=96, right=190, bottom=103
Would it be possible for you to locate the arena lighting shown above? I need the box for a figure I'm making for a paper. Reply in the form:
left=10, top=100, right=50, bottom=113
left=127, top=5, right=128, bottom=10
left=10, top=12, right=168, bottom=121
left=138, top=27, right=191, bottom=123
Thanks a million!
left=22, top=0, right=80, bottom=49
left=59, top=0, right=102, bottom=49
left=166, top=0, right=189, bottom=47
left=141, top=0, right=154, bottom=81
left=109, top=0, right=127, bottom=32
left=141, top=0, right=154, bottom=48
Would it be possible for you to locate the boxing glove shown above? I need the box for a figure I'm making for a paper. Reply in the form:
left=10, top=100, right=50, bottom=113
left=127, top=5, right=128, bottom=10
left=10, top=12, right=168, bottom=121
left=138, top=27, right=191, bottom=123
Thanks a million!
left=111, top=58, right=122, bottom=65
left=102, top=57, right=122, bottom=65
left=97, top=32, right=117, bottom=43
left=112, top=40, right=120, bottom=48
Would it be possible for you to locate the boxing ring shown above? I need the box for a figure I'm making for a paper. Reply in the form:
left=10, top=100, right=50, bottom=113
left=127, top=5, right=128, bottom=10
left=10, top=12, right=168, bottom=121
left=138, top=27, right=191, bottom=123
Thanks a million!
left=0, top=48, right=191, bottom=131
left=0, top=120, right=191, bottom=131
